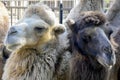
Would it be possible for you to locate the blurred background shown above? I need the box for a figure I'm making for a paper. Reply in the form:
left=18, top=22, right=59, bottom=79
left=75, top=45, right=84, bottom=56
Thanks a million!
left=1, top=0, right=112, bottom=26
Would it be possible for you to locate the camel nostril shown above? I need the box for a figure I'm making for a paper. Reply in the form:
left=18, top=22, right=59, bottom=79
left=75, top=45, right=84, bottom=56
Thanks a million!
left=102, top=46, right=112, bottom=54
left=8, top=27, right=17, bottom=35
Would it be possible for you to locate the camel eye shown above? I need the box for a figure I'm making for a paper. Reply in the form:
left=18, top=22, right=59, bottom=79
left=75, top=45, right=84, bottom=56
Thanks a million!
left=34, top=27, right=45, bottom=32
left=83, top=35, right=92, bottom=43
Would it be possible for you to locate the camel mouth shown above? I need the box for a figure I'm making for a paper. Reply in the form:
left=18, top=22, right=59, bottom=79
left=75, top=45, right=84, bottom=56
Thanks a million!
left=96, top=52, right=116, bottom=68
left=7, top=44, right=20, bottom=51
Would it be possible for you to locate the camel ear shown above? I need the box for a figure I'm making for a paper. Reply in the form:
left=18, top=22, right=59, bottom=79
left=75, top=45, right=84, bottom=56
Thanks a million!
left=53, top=24, right=65, bottom=35
left=66, top=19, right=75, bottom=30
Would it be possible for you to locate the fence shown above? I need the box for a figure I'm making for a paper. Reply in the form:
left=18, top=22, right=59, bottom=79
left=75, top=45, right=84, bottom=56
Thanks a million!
left=1, top=0, right=77, bottom=26
left=1, top=0, right=111, bottom=25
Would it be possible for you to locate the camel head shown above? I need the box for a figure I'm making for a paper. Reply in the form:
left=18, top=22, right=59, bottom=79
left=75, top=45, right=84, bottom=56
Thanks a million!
left=67, top=19, right=116, bottom=69
left=76, top=27, right=115, bottom=68
left=4, top=3, right=65, bottom=52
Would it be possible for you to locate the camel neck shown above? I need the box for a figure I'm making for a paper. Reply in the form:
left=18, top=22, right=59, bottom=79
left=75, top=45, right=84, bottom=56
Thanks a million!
left=70, top=53, right=107, bottom=80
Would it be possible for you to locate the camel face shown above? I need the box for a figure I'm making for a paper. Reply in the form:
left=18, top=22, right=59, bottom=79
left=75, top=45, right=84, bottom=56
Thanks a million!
left=4, top=17, right=58, bottom=51
left=4, top=3, right=65, bottom=52
left=67, top=11, right=116, bottom=68
left=74, top=27, right=116, bottom=68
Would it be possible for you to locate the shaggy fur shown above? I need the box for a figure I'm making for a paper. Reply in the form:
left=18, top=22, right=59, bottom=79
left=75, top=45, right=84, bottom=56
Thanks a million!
left=73, top=11, right=106, bottom=29
left=70, top=53, right=106, bottom=80
left=65, top=11, right=109, bottom=38
left=68, top=11, right=116, bottom=80
left=2, top=3, right=71, bottom=80
left=0, top=2, right=9, bottom=80
left=0, top=2, right=9, bottom=44
left=65, top=0, right=104, bottom=37
left=66, top=11, right=112, bottom=42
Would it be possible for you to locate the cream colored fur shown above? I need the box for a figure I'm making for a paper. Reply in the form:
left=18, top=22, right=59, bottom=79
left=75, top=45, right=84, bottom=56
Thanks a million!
left=2, top=3, right=71, bottom=80
left=0, top=2, right=9, bottom=44
left=0, top=2, right=9, bottom=80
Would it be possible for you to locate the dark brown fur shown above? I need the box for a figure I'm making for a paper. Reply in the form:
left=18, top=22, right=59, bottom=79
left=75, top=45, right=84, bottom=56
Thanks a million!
left=68, top=11, right=115, bottom=80
left=70, top=53, right=106, bottom=80
left=69, top=11, right=107, bottom=31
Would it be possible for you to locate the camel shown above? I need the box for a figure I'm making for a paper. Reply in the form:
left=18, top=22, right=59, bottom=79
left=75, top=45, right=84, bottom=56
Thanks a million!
left=2, top=3, right=71, bottom=80
left=66, top=11, right=116, bottom=80
left=106, top=0, right=120, bottom=80
left=65, top=0, right=120, bottom=80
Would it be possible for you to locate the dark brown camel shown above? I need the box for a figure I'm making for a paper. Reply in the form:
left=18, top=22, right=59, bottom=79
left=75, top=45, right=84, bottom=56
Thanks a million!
left=67, top=12, right=116, bottom=80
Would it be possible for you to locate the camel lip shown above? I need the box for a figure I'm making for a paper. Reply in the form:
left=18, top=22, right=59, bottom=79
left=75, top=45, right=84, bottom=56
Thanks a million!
left=7, top=44, right=20, bottom=51
left=96, top=52, right=116, bottom=68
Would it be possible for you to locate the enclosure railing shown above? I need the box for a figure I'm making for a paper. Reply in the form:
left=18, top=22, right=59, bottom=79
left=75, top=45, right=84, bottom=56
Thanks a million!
left=1, top=0, right=77, bottom=26
left=1, top=0, right=112, bottom=26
